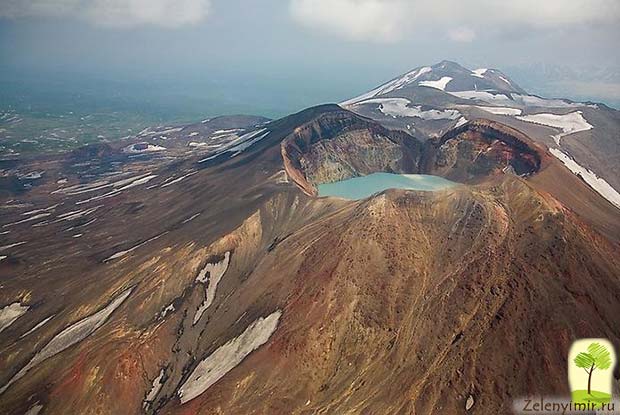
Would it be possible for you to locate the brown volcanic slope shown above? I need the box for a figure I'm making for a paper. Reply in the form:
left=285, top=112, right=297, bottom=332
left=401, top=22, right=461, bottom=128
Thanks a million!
left=0, top=105, right=619, bottom=415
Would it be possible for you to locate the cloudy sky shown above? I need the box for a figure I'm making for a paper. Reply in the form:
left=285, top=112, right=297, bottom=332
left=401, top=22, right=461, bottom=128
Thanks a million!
left=1, top=0, right=619, bottom=116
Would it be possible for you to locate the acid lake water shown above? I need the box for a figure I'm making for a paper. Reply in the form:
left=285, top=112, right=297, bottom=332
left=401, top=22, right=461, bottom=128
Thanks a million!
left=317, top=172, right=458, bottom=200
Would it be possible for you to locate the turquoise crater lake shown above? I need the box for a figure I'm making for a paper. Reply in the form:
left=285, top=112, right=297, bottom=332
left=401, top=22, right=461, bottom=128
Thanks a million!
left=317, top=173, right=458, bottom=200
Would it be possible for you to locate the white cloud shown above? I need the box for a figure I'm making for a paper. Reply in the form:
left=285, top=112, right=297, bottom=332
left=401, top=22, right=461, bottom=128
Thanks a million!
left=448, top=26, right=475, bottom=43
left=289, top=0, right=408, bottom=42
left=0, top=0, right=211, bottom=28
left=289, top=0, right=620, bottom=42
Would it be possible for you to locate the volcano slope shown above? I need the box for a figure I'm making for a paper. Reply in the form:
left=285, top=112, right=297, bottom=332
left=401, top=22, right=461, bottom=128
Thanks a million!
left=0, top=105, right=619, bottom=415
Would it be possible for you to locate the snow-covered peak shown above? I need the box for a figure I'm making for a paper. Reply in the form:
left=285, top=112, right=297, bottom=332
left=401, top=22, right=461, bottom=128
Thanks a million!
left=471, top=68, right=488, bottom=78
left=341, top=66, right=432, bottom=105
left=432, top=60, right=467, bottom=71
left=383, top=66, right=432, bottom=93
left=341, top=61, right=526, bottom=106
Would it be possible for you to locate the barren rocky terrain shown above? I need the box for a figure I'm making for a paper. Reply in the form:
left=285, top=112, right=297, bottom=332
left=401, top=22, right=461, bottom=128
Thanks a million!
left=0, top=98, right=618, bottom=414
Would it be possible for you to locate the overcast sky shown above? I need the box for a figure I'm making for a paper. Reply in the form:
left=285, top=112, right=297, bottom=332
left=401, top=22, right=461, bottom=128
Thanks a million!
left=1, top=0, right=619, bottom=115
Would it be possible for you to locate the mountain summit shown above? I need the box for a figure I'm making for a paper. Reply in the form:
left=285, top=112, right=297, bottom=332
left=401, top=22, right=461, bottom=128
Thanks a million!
left=343, top=60, right=526, bottom=105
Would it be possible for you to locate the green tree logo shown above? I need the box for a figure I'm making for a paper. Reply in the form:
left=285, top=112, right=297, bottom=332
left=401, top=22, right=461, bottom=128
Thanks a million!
left=571, top=341, right=613, bottom=405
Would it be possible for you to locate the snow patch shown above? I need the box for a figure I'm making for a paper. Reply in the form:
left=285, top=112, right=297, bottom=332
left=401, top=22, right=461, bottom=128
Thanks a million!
left=471, top=68, right=488, bottom=78
left=449, top=90, right=514, bottom=105
left=419, top=76, right=453, bottom=91
left=474, top=106, right=522, bottom=116
left=22, top=204, right=59, bottom=216
left=160, top=304, right=175, bottom=319
left=52, top=180, right=111, bottom=196
left=0, top=288, right=133, bottom=395
left=193, top=252, right=231, bottom=325
left=55, top=173, right=156, bottom=198
left=211, top=128, right=242, bottom=136
left=225, top=130, right=270, bottom=157
left=20, top=315, right=54, bottom=338
left=182, top=213, right=201, bottom=224
left=517, top=111, right=592, bottom=145
left=0, top=241, right=26, bottom=250
left=76, top=175, right=157, bottom=205
left=199, top=129, right=269, bottom=163
left=549, top=148, right=620, bottom=209
left=143, top=368, right=165, bottom=410
left=520, top=95, right=596, bottom=109
left=188, top=141, right=209, bottom=147
left=21, top=171, right=44, bottom=180
left=115, top=175, right=158, bottom=191
left=0, top=302, right=29, bottom=333
left=123, top=143, right=166, bottom=154
left=56, top=205, right=101, bottom=222
left=353, top=98, right=460, bottom=120
left=143, top=127, right=182, bottom=137
left=24, top=403, right=43, bottom=415
left=178, top=310, right=282, bottom=404
left=450, top=91, right=593, bottom=109
left=104, top=232, right=167, bottom=262
left=454, top=117, right=468, bottom=128
left=160, top=171, right=197, bottom=188
left=3, top=213, right=51, bottom=228
left=499, top=75, right=512, bottom=86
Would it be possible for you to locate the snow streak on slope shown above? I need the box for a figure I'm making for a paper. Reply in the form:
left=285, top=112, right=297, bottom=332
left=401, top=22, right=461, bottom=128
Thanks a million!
left=2, top=213, right=51, bottom=228
left=160, top=171, right=198, bottom=188
left=24, top=403, right=43, bottom=415
left=449, top=91, right=593, bottom=109
left=473, top=106, right=522, bottom=116
left=178, top=310, right=282, bottom=404
left=0, top=303, right=29, bottom=333
left=341, top=67, right=432, bottom=106
left=519, top=95, right=597, bottom=109
left=123, top=143, right=166, bottom=153
left=549, top=148, right=620, bottom=209
left=103, top=232, right=168, bottom=262
left=198, top=129, right=270, bottom=163
left=193, top=252, right=231, bottom=325
left=0, top=288, right=133, bottom=395
left=471, top=68, right=488, bottom=78
left=51, top=173, right=158, bottom=205
left=419, top=76, right=453, bottom=91
left=454, top=117, right=468, bottom=128
left=20, top=315, right=54, bottom=338
left=499, top=76, right=513, bottom=87
left=143, top=368, right=165, bottom=410
left=354, top=98, right=461, bottom=120
left=0, top=242, right=27, bottom=251
left=517, top=111, right=593, bottom=145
